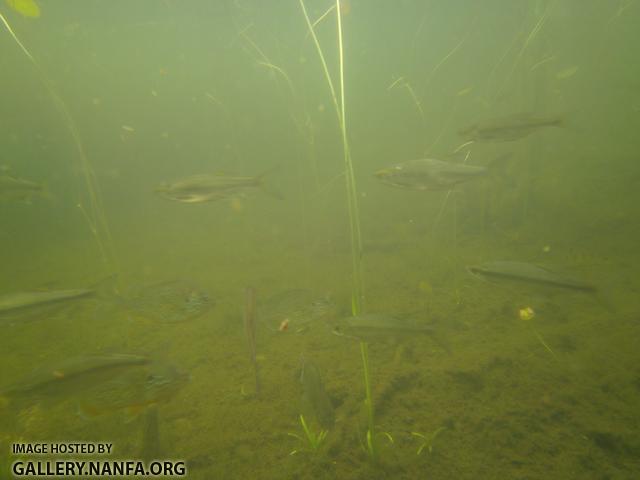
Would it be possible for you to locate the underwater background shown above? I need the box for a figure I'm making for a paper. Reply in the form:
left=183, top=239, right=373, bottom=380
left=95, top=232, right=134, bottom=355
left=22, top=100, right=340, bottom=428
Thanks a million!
left=1, top=0, right=639, bottom=478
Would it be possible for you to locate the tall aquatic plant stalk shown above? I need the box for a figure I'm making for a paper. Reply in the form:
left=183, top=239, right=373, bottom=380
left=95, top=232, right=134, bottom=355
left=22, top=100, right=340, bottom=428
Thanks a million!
left=298, top=0, right=363, bottom=314
left=360, top=340, right=376, bottom=460
left=299, top=0, right=375, bottom=460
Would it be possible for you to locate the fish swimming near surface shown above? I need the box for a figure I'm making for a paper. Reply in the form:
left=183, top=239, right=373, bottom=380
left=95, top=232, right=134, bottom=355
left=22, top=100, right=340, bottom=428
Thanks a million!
left=374, top=158, right=487, bottom=191
left=154, top=169, right=281, bottom=204
left=299, top=358, right=334, bottom=429
left=0, top=174, right=45, bottom=202
left=0, top=354, right=187, bottom=419
left=467, top=261, right=596, bottom=291
left=459, top=113, right=564, bottom=142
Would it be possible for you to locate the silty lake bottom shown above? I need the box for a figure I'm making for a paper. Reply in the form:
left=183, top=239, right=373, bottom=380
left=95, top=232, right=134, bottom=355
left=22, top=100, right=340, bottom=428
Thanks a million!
left=1, top=1, right=639, bottom=479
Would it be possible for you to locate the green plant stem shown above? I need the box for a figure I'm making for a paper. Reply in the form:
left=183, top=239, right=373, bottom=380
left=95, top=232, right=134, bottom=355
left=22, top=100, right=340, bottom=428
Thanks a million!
left=360, top=341, right=376, bottom=460
left=299, top=0, right=372, bottom=460
left=334, top=0, right=364, bottom=315
left=299, top=0, right=364, bottom=314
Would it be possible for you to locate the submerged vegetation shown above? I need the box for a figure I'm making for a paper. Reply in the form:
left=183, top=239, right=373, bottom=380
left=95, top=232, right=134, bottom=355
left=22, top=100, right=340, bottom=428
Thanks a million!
left=1, top=0, right=639, bottom=478
left=288, top=414, right=328, bottom=456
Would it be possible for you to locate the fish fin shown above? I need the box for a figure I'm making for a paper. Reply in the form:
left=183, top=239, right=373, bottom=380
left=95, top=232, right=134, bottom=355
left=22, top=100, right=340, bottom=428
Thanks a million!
left=39, top=181, right=54, bottom=201
left=90, top=274, right=120, bottom=298
left=548, top=113, right=566, bottom=128
left=255, top=167, right=284, bottom=200
left=253, top=165, right=280, bottom=181
left=487, top=152, right=514, bottom=168
left=466, top=265, right=489, bottom=282
left=486, top=153, right=514, bottom=180
left=153, top=183, right=169, bottom=194
left=591, top=289, right=617, bottom=313
left=260, top=183, right=284, bottom=200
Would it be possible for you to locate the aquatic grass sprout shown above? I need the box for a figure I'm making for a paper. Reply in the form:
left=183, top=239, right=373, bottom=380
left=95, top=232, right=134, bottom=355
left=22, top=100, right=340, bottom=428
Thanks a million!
left=412, top=427, right=447, bottom=455
left=360, top=428, right=394, bottom=459
left=288, top=414, right=328, bottom=455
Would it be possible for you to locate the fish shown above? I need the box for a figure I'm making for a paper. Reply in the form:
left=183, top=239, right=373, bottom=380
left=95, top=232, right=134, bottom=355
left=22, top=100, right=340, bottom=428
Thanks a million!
left=467, top=261, right=596, bottom=291
left=0, top=354, right=149, bottom=408
left=76, top=361, right=188, bottom=418
left=374, top=158, right=487, bottom=191
left=0, top=354, right=187, bottom=418
left=154, top=170, right=280, bottom=204
left=0, top=288, right=97, bottom=320
left=299, top=359, right=334, bottom=429
left=0, top=175, right=45, bottom=202
left=259, top=289, right=336, bottom=333
left=122, top=280, right=213, bottom=323
left=459, top=113, right=563, bottom=142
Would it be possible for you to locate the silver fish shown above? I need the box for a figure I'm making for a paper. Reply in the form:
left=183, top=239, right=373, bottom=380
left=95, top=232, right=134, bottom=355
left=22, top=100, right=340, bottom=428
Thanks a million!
left=374, top=158, right=487, bottom=191
left=0, top=175, right=45, bottom=202
left=459, top=113, right=563, bottom=142
left=155, top=171, right=278, bottom=204
left=467, top=261, right=595, bottom=291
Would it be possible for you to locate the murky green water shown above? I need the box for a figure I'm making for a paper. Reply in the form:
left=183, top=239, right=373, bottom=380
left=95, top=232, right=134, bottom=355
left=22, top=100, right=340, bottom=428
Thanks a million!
left=1, top=1, right=639, bottom=478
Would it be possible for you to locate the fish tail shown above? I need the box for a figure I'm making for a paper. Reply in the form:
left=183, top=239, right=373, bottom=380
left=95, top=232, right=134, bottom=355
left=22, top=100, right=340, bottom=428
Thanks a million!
left=545, top=113, right=566, bottom=128
left=487, top=152, right=514, bottom=170
left=153, top=183, right=168, bottom=192
left=91, top=274, right=120, bottom=298
left=39, top=181, right=54, bottom=201
left=255, top=166, right=284, bottom=200
left=591, top=288, right=616, bottom=313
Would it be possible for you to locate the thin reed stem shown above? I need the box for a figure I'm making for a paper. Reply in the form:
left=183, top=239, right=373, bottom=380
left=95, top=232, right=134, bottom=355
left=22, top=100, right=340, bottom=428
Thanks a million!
left=299, top=0, right=373, bottom=461
left=299, top=0, right=363, bottom=313
left=360, top=341, right=376, bottom=460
